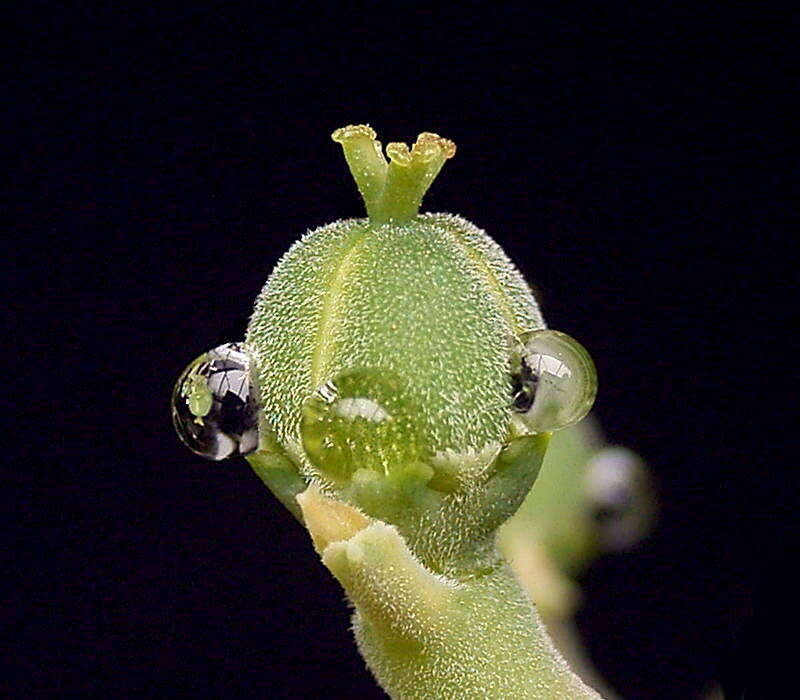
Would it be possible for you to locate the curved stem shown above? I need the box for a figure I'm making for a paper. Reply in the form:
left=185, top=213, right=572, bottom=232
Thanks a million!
left=298, top=486, right=601, bottom=699
left=544, top=618, right=619, bottom=699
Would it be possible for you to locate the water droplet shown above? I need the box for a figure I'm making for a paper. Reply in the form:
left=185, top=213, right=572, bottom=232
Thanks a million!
left=511, top=329, right=597, bottom=432
left=301, top=367, right=426, bottom=481
left=585, top=447, right=655, bottom=550
left=172, top=342, right=259, bottom=460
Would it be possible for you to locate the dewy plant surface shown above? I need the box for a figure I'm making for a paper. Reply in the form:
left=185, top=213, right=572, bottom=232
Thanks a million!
left=172, top=125, right=602, bottom=698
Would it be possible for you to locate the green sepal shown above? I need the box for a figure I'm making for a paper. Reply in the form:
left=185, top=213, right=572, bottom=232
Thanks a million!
left=246, top=428, right=307, bottom=522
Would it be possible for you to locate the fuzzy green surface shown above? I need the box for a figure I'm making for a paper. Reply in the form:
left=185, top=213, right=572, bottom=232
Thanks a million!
left=246, top=212, right=547, bottom=574
left=244, top=207, right=600, bottom=697
left=247, top=212, right=543, bottom=456
left=325, top=520, right=600, bottom=699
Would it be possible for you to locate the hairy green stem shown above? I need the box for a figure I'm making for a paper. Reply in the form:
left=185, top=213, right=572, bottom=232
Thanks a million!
left=298, top=486, right=600, bottom=699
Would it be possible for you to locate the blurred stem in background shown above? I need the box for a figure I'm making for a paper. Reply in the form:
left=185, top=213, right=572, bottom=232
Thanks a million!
left=498, top=416, right=657, bottom=698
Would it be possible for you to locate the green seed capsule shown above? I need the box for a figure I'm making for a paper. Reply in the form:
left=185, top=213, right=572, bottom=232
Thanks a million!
left=173, top=125, right=598, bottom=576
left=171, top=126, right=605, bottom=699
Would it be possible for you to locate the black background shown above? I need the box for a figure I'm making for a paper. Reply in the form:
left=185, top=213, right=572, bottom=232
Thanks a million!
left=7, top=5, right=795, bottom=699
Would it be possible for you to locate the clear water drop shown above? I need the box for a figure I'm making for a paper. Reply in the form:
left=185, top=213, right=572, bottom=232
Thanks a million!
left=300, top=367, right=426, bottom=481
left=172, top=342, right=259, bottom=460
left=511, top=329, right=597, bottom=432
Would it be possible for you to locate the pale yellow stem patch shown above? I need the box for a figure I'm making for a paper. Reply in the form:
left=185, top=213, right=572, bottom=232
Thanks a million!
left=296, top=483, right=370, bottom=553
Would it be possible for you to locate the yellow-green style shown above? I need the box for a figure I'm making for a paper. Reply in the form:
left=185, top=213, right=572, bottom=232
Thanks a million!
left=173, top=126, right=601, bottom=698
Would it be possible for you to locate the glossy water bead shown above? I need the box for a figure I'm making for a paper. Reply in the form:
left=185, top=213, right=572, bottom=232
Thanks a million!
left=511, top=330, right=597, bottom=433
left=172, top=342, right=260, bottom=460
left=300, top=367, right=427, bottom=482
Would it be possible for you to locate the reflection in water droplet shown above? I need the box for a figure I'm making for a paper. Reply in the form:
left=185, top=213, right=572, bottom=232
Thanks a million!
left=511, top=330, right=597, bottom=433
left=172, top=342, right=260, bottom=460
left=301, top=368, right=426, bottom=481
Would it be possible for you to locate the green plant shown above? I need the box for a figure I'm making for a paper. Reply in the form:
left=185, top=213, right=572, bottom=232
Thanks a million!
left=172, top=125, right=606, bottom=698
